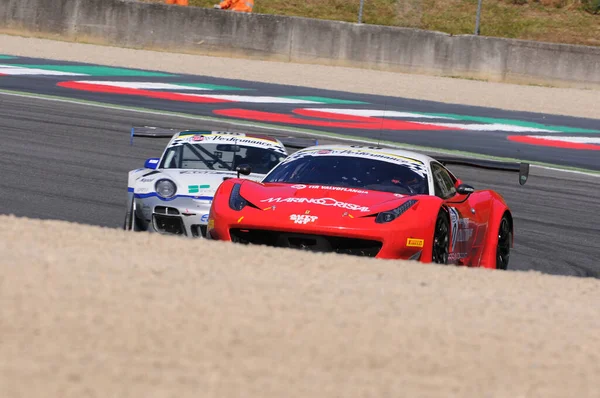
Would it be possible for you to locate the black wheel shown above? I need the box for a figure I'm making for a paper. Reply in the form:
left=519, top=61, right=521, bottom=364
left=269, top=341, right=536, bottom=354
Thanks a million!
left=123, top=199, right=141, bottom=231
left=123, top=214, right=131, bottom=230
left=123, top=200, right=133, bottom=230
left=496, top=214, right=512, bottom=270
left=432, top=211, right=450, bottom=264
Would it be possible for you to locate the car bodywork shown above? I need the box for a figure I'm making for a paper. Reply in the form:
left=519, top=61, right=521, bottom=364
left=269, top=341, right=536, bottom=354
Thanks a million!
left=125, top=130, right=295, bottom=237
left=206, top=145, right=529, bottom=269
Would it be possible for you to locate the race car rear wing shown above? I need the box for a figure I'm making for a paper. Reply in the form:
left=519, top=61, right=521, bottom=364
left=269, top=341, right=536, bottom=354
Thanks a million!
left=129, top=126, right=318, bottom=150
left=130, top=126, right=179, bottom=139
left=436, top=156, right=530, bottom=185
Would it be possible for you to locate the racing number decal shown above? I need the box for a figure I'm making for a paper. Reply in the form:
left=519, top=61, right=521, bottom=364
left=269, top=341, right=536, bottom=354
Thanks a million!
left=448, top=207, right=460, bottom=252
left=447, top=207, right=475, bottom=262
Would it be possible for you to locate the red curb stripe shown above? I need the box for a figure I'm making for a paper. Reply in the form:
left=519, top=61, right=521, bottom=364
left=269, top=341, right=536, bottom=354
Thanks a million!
left=294, top=109, right=462, bottom=131
left=215, top=108, right=464, bottom=131
left=508, top=135, right=600, bottom=151
left=57, top=81, right=232, bottom=103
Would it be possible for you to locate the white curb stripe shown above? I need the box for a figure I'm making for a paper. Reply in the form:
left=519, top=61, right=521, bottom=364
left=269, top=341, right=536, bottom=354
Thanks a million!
left=416, top=122, right=554, bottom=133
left=187, top=94, right=321, bottom=104
left=72, top=81, right=211, bottom=90
left=304, top=108, right=454, bottom=119
left=0, top=65, right=88, bottom=76
left=524, top=136, right=600, bottom=144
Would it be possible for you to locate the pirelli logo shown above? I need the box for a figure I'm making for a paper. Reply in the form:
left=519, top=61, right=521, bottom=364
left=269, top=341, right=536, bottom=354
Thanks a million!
left=406, top=238, right=424, bottom=248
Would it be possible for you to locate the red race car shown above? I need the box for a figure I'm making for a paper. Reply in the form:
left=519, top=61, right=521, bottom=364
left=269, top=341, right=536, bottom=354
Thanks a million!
left=206, top=145, right=529, bottom=269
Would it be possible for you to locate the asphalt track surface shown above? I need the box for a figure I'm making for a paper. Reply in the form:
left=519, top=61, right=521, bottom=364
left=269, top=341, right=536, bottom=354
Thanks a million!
left=1, top=93, right=599, bottom=277
left=1, top=55, right=599, bottom=171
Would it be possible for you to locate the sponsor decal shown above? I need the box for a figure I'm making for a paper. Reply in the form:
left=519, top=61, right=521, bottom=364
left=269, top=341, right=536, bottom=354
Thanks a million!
left=201, top=214, right=209, bottom=223
left=448, top=252, right=468, bottom=262
left=406, top=238, right=424, bottom=248
left=283, top=148, right=427, bottom=178
left=180, top=170, right=233, bottom=175
left=260, top=197, right=370, bottom=213
left=140, top=178, right=155, bottom=182
left=456, top=229, right=473, bottom=242
left=448, top=207, right=472, bottom=250
left=189, top=184, right=211, bottom=193
left=448, top=207, right=460, bottom=251
left=290, top=184, right=368, bottom=194
left=290, top=214, right=319, bottom=224
left=169, top=134, right=286, bottom=154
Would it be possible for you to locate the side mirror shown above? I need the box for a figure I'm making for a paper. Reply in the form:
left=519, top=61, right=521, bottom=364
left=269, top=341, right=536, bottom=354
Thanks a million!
left=144, top=158, right=160, bottom=169
left=454, top=178, right=463, bottom=188
left=456, top=184, right=475, bottom=195
left=236, top=164, right=252, bottom=178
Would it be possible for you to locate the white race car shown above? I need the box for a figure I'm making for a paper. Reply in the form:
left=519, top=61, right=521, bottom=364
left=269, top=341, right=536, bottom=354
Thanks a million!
left=124, top=127, right=315, bottom=237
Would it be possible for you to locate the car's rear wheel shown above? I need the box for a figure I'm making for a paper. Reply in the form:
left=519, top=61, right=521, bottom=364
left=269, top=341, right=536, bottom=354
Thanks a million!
left=496, top=214, right=512, bottom=270
left=432, top=211, right=449, bottom=264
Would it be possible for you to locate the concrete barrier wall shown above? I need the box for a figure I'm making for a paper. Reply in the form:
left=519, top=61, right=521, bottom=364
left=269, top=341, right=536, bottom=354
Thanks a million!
left=1, top=0, right=599, bottom=88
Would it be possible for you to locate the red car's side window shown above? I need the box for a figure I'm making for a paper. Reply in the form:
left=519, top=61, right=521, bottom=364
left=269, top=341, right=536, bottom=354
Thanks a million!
left=431, top=162, right=456, bottom=199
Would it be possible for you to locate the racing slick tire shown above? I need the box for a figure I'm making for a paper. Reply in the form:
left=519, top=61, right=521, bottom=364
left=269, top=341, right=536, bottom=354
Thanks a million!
left=123, top=199, right=142, bottom=231
left=432, top=210, right=450, bottom=264
left=495, top=213, right=512, bottom=270
left=123, top=202, right=133, bottom=231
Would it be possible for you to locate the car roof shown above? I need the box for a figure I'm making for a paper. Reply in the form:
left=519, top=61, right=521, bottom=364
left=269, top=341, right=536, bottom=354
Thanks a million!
left=293, top=144, right=437, bottom=167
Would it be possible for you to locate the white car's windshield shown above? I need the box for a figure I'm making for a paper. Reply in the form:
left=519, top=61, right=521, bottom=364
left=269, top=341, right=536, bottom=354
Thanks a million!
left=160, top=143, right=286, bottom=174
left=263, top=155, right=429, bottom=195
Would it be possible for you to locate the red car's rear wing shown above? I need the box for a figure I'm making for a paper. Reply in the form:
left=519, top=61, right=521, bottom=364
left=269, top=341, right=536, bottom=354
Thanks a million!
left=436, top=156, right=530, bottom=185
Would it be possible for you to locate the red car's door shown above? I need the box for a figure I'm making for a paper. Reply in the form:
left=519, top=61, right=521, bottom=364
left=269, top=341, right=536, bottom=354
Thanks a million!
left=430, top=162, right=483, bottom=266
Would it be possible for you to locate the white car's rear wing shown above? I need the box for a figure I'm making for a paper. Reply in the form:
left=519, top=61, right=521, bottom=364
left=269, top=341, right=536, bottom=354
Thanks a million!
left=129, top=126, right=318, bottom=151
